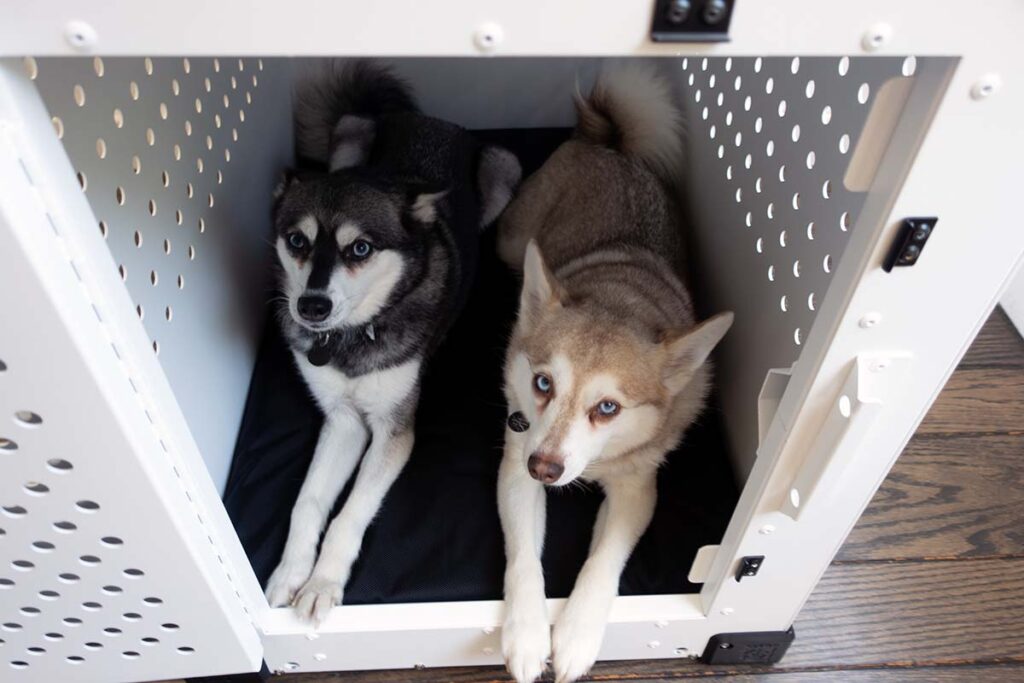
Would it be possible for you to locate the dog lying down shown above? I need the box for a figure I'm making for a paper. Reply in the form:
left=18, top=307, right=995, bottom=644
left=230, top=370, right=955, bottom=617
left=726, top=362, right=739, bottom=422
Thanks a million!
left=265, top=61, right=520, bottom=623
left=496, top=64, right=734, bottom=683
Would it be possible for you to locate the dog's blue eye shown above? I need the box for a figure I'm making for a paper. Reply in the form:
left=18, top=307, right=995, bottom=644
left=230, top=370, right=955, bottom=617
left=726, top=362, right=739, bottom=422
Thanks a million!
left=597, top=400, right=620, bottom=416
left=287, top=232, right=307, bottom=250
left=350, top=240, right=372, bottom=259
left=533, top=374, right=552, bottom=394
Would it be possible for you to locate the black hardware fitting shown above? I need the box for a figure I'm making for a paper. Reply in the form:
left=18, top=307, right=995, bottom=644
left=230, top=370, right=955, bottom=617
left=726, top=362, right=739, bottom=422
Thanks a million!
left=651, top=0, right=734, bottom=42
left=735, top=555, right=764, bottom=582
left=701, top=627, right=795, bottom=664
left=883, top=217, right=937, bottom=272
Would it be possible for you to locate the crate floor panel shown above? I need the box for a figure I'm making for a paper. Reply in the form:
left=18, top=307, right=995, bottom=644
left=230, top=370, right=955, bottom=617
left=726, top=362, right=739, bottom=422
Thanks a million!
left=222, top=129, right=739, bottom=604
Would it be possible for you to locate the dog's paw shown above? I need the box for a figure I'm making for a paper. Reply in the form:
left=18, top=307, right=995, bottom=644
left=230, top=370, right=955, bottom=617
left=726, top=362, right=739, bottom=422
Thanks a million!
left=292, top=575, right=342, bottom=626
left=501, top=605, right=550, bottom=683
left=551, top=610, right=606, bottom=683
left=265, top=558, right=314, bottom=608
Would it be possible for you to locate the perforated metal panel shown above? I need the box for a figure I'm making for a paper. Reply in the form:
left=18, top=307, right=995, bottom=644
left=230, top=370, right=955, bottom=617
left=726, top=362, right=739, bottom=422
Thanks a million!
left=677, top=56, right=917, bottom=474
left=28, top=56, right=293, bottom=491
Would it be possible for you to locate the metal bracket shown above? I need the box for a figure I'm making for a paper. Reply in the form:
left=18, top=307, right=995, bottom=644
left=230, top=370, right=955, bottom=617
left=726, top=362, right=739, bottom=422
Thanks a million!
left=701, top=627, right=795, bottom=664
left=781, top=353, right=913, bottom=520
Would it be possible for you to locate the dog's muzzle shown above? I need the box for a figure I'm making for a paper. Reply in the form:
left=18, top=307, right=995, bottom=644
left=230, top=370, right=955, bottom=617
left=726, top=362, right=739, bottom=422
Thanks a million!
left=527, top=452, right=564, bottom=484
left=297, top=294, right=332, bottom=323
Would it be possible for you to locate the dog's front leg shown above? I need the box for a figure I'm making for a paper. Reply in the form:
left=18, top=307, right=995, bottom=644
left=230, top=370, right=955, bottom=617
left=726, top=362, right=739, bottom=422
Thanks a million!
left=265, top=405, right=368, bottom=608
left=292, top=414, right=415, bottom=625
left=499, top=431, right=550, bottom=683
left=552, top=467, right=658, bottom=683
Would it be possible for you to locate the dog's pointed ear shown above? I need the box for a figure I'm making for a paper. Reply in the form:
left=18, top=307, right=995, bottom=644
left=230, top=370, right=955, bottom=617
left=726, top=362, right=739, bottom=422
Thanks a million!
left=272, top=169, right=300, bottom=216
left=329, top=115, right=376, bottom=171
left=520, top=240, right=563, bottom=333
left=661, top=312, right=734, bottom=394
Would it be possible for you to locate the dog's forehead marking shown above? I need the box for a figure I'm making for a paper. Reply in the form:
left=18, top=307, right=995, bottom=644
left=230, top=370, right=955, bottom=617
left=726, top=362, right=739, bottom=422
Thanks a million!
left=295, top=215, right=318, bottom=242
left=335, top=221, right=363, bottom=248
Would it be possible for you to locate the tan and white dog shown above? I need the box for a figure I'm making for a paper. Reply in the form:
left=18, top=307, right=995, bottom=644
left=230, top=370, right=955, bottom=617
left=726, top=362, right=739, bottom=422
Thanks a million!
left=496, top=64, right=734, bottom=683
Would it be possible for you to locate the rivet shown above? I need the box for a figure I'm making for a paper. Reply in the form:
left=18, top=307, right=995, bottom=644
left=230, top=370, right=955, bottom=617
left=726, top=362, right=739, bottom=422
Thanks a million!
left=482, top=626, right=495, bottom=635
left=721, top=607, right=735, bottom=616
left=759, top=524, right=776, bottom=535
left=655, top=620, right=669, bottom=628
left=313, top=653, right=327, bottom=662
left=674, top=647, right=689, bottom=655
left=859, top=312, right=882, bottom=329
left=971, top=74, right=1003, bottom=100
left=304, top=632, right=319, bottom=641
left=861, top=22, right=892, bottom=51
left=647, top=640, right=661, bottom=649
left=483, top=646, right=495, bottom=655
left=473, top=22, right=504, bottom=53
left=64, top=20, right=98, bottom=51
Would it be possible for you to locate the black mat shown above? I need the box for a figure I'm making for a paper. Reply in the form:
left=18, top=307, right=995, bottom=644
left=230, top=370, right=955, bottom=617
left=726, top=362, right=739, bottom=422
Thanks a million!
left=222, top=129, right=739, bottom=604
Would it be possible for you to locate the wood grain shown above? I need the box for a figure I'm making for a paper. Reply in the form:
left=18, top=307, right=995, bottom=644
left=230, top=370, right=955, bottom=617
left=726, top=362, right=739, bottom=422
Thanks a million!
left=914, top=367, right=1024, bottom=435
left=959, top=309, right=1024, bottom=369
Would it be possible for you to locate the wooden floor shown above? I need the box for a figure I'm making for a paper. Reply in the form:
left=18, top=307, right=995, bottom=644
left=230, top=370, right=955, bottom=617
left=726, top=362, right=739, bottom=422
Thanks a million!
left=279, top=311, right=1024, bottom=683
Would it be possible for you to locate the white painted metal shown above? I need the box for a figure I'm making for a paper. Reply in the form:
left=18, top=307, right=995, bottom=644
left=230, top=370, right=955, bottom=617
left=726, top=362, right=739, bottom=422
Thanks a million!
left=0, top=61, right=263, bottom=680
left=29, top=56, right=294, bottom=493
left=0, top=0, right=1021, bottom=678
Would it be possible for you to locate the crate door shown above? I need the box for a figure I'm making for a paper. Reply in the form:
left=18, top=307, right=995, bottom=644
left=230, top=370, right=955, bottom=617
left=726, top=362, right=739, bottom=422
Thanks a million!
left=0, top=60, right=265, bottom=681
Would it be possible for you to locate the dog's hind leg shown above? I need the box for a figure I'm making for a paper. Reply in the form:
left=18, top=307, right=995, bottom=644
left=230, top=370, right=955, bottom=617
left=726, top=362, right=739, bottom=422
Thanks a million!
left=292, top=416, right=415, bottom=625
left=265, top=404, right=369, bottom=608
left=551, top=467, right=658, bottom=683
left=498, top=431, right=551, bottom=683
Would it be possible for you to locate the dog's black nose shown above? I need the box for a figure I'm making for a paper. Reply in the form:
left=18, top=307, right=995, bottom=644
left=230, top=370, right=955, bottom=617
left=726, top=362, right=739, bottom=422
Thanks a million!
left=527, top=453, right=564, bottom=484
left=297, top=295, right=332, bottom=322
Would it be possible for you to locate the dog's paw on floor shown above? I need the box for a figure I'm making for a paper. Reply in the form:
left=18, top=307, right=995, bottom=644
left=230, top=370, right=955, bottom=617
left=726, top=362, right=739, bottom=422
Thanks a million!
left=502, top=609, right=551, bottom=683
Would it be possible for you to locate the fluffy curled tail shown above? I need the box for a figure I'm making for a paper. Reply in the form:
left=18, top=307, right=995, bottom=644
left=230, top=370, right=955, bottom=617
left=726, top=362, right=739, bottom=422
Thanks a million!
left=294, top=60, right=417, bottom=167
left=574, top=63, right=685, bottom=183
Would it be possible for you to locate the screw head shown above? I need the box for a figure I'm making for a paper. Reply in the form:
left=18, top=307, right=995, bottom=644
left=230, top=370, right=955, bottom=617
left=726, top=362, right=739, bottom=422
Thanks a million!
left=720, top=607, right=735, bottom=616
left=473, top=22, right=504, bottom=53
left=313, top=653, right=327, bottom=662
left=859, top=312, right=883, bottom=329
left=647, top=640, right=661, bottom=649
left=971, top=74, right=1003, bottom=100
left=862, top=23, right=892, bottom=51
left=482, top=626, right=495, bottom=635
left=64, top=20, right=98, bottom=51
left=674, top=647, right=689, bottom=655
left=759, top=524, right=776, bottom=535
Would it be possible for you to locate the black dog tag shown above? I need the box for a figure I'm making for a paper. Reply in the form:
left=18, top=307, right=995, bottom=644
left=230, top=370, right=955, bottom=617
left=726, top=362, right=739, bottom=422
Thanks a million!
left=507, top=411, right=530, bottom=433
left=307, top=336, right=332, bottom=367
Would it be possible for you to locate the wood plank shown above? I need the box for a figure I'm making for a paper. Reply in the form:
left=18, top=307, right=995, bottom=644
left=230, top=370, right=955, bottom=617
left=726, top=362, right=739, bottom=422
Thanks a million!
left=914, top=367, right=1024, bottom=435
left=837, top=433, right=1024, bottom=560
left=959, top=310, right=1024, bottom=369
left=684, top=664, right=1024, bottom=682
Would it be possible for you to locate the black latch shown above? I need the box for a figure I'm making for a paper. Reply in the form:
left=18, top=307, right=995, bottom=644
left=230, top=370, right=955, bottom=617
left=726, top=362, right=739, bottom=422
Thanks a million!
left=651, top=0, right=734, bottom=42
left=883, top=217, right=937, bottom=272
left=701, top=627, right=795, bottom=664
left=735, top=555, right=764, bottom=582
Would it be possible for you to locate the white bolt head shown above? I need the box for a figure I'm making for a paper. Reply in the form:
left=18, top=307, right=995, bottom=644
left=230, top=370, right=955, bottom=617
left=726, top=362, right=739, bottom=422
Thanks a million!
left=971, top=74, right=1003, bottom=100
left=721, top=607, right=735, bottom=616
left=759, top=524, right=776, bottom=535
left=647, top=640, right=661, bottom=649
left=304, top=632, right=319, bottom=641
left=482, top=626, right=495, bottom=635
left=655, top=619, right=669, bottom=628
left=64, top=20, right=98, bottom=51
left=859, top=312, right=883, bottom=329
left=313, top=653, right=327, bottom=662
left=862, top=23, right=892, bottom=52
left=473, top=22, right=504, bottom=53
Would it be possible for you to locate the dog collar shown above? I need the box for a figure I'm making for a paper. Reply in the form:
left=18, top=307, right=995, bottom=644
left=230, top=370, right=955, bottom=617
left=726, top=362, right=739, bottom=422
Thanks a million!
left=306, top=324, right=377, bottom=367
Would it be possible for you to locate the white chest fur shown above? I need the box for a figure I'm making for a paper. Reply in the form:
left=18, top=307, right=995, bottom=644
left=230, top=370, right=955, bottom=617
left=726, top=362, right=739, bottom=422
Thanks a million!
left=293, top=352, right=422, bottom=420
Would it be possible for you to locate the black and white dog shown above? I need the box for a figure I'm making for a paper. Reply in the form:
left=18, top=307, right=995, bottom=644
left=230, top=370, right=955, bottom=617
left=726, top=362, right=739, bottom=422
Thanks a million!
left=266, top=62, right=520, bottom=623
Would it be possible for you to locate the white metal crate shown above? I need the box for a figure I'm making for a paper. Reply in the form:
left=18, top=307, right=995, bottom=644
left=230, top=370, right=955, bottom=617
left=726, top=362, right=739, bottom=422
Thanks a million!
left=1, top=1, right=1023, bottom=681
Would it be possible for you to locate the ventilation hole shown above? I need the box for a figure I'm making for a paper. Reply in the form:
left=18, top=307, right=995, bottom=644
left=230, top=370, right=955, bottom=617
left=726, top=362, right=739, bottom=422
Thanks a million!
left=743, top=95, right=751, bottom=112
left=73, top=84, right=85, bottom=107
left=791, top=193, right=800, bottom=210
left=161, top=623, right=179, bottom=631
left=791, top=124, right=800, bottom=142
left=159, top=102, right=168, bottom=120
left=102, top=585, right=123, bottom=595
left=708, top=74, right=716, bottom=89
left=4, top=507, right=27, bottom=519
left=172, top=78, right=180, bottom=96
left=46, top=632, right=63, bottom=641
left=766, top=203, right=774, bottom=219
left=777, top=99, right=786, bottom=117
left=767, top=266, right=775, bottom=282
left=148, top=199, right=157, bottom=216
left=203, top=76, right=212, bottom=92
left=214, top=112, right=223, bottom=128
left=177, top=646, right=195, bottom=655
left=778, top=165, right=786, bottom=182
left=708, top=123, right=716, bottom=140
left=2, top=623, right=22, bottom=632
left=232, top=128, right=239, bottom=142
left=755, top=238, right=763, bottom=253
left=902, top=56, right=917, bottom=77
left=118, top=264, right=127, bottom=281
left=838, top=56, right=850, bottom=76
left=754, top=57, right=763, bottom=73
left=224, top=149, right=231, bottom=163
left=23, top=56, right=38, bottom=79
left=99, top=220, right=108, bottom=238
left=67, top=655, right=84, bottom=663
left=0, top=578, right=14, bottom=588
left=184, top=120, right=192, bottom=137
left=806, top=151, right=816, bottom=169
left=143, top=597, right=163, bottom=606
left=38, top=590, right=59, bottom=600
left=839, top=395, right=852, bottom=418
left=101, top=536, right=124, bottom=548
left=725, top=165, right=732, bottom=181
left=238, top=109, right=245, bottom=122
left=152, top=341, right=160, bottom=356
left=717, top=144, right=724, bottom=160
left=10, top=660, right=28, bottom=669
left=131, top=155, right=141, bottom=174
left=173, top=144, right=182, bottom=161
left=839, top=134, right=851, bottom=154
left=142, top=637, right=159, bottom=645
left=182, top=57, right=191, bottom=74
left=96, top=138, right=107, bottom=159
left=780, top=296, right=788, bottom=312
left=116, top=187, right=126, bottom=206
left=27, top=646, right=45, bottom=655
left=734, top=75, right=742, bottom=90
left=734, top=188, right=742, bottom=203
left=175, top=210, right=183, bottom=226
left=806, top=221, right=816, bottom=240
left=161, top=171, right=170, bottom=188
left=55, top=521, right=76, bottom=534
left=197, top=157, right=204, bottom=173
left=186, top=182, right=193, bottom=198
left=804, top=79, right=815, bottom=98
left=64, top=617, right=83, bottom=627
left=78, top=555, right=100, bottom=565
left=81, top=602, right=102, bottom=612
left=113, top=108, right=124, bottom=128
left=136, top=305, right=144, bottom=321
left=133, top=230, right=142, bottom=248
left=51, top=116, right=64, bottom=139
left=858, top=83, right=871, bottom=104
left=58, top=572, right=79, bottom=583
left=19, top=607, right=40, bottom=616
left=122, top=613, right=141, bottom=622
left=84, top=642, right=103, bottom=650
left=754, top=116, right=762, bottom=133
left=744, top=211, right=752, bottom=228
left=793, top=328, right=802, bottom=346
left=205, top=135, right=214, bottom=151
left=258, top=59, right=264, bottom=71
left=821, top=105, right=832, bottom=125
left=687, top=72, right=695, bottom=86
left=150, top=271, right=158, bottom=286
left=734, top=132, right=742, bottom=147
left=195, top=97, right=202, bottom=114
left=754, top=177, right=762, bottom=193
left=103, top=627, right=122, bottom=636
left=163, top=239, right=171, bottom=255
left=823, top=254, right=834, bottom=273
left=31, top=540, right=54, bottom=552
left=0, top=360, right=5, bottom=372
left=822, top=180, right=833, bottom=199
left=176, top=275, right=185, bottom=290
left=77, top=172, right=87, bottom=191
left=198, top=217, right=206, bottom=232
left=165, top=307, right=173, bottom=322
left=766, top=140, right=774, bottom=157
left=145, top=128, right=155, bottom=146
left=793, top=260, right=802, bottom=277
left=841, top=211, right=851, bottom=231
left=123, top=651, right=140, bottom=659
left=765, top=77, right=774, bottom=94
left=123, top=568, right=145, bottom=579
left=779, top=231, right=787, bottom=247
left=129, top=81, right=140, bottom=100
left=14, top=411, right=42, bottom=427
left=188, top=245, right=196, bottom=260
